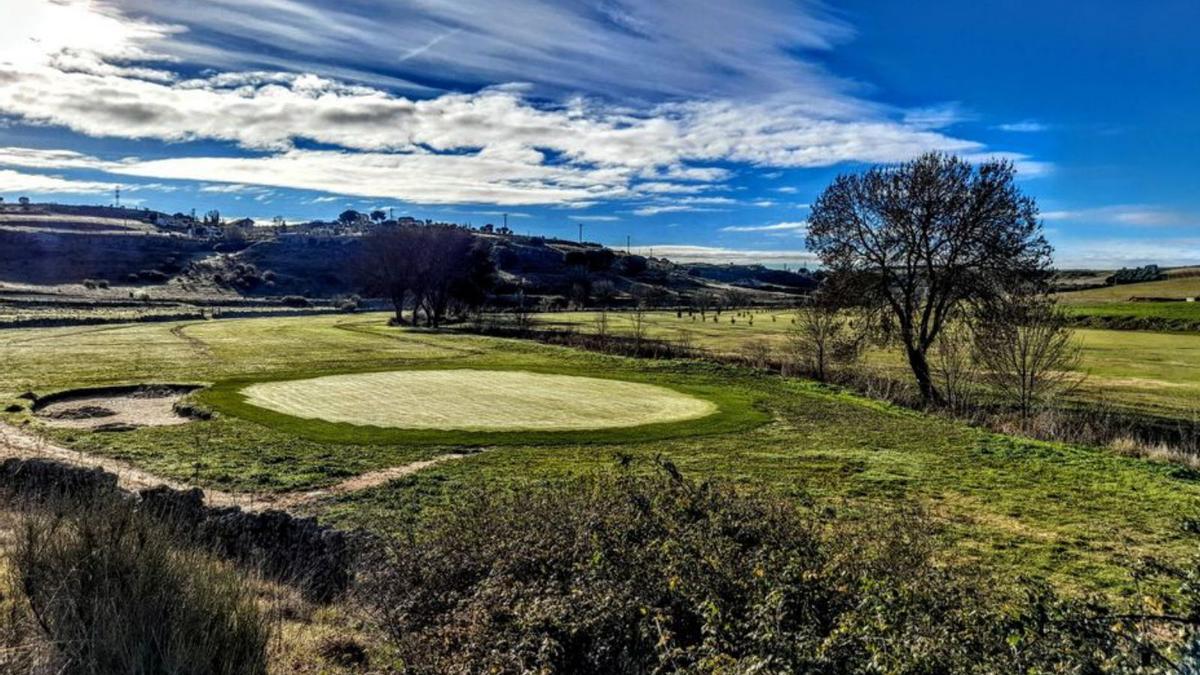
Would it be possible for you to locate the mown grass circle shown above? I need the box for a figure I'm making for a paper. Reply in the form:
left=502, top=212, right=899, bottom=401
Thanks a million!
left=200, top=366, right=767, bottom=446
left=241, top=369, right=716, bottom=432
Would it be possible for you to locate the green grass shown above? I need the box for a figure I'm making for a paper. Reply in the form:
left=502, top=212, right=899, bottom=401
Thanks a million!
left=1058, top=275, right=1200, bottom=303
left=538, top=309, right=1200, bottom=419
left=2, top=313, right=1199, bottom=598
left=200, top=364, right=765, bottom=447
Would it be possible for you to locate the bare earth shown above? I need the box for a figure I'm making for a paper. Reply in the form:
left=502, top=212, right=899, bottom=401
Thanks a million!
left=0, top=422, right=463, bottom=512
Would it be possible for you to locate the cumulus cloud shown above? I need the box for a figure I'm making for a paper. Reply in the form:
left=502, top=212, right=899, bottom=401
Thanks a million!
left=0, top=0, right=1048, bottom=207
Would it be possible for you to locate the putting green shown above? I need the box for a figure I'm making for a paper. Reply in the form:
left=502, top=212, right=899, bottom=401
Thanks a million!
left=240, top=369, right=717, bottom=431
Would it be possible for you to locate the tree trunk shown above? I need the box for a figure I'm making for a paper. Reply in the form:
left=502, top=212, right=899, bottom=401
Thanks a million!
left=905, top=345, right=943, bottom=405
left=391, top=292, right=406, bottom=324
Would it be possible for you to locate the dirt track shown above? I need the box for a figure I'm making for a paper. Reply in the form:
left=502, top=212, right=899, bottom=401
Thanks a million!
left=0, top=422, right=464, bottom=512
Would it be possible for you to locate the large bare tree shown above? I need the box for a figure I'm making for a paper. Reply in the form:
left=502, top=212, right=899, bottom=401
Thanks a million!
left=359, top=225, right=494, bottom=326
left=806, top=153, right=1051, bottom=404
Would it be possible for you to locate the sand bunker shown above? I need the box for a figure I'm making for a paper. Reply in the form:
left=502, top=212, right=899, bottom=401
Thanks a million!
left=241, top=369, right=716, bottom=432
left=35, top=385, right=202, bottom=431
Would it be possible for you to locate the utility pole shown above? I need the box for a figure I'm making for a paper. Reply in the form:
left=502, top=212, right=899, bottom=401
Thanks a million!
left=114, top=186, right=121, bottom=209
left=503, top=212, right=508, bottom=231
left=626, top=235, right=631, bottom=254
left=578, top=222, right=583, bottom=243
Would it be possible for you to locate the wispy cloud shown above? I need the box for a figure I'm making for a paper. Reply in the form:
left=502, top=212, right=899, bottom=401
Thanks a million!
left=720, top=221, right=807, bottom=233
left=630, top=245, right=817, bottom=266
left=995, top=120, right=1049, bottom=133
left=0, top=0, right=1047, bottom=209
left=1042, top=204, right=1189, bottom=227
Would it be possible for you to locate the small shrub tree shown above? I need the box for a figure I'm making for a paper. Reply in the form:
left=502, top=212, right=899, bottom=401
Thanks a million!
left=932, top=320, right=979, bottom=413
left=973, top=293, right=1083, bottom=420
left=786, top=291, right=862, bottom=381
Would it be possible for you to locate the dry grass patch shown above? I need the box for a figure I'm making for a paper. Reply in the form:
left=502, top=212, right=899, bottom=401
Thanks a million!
left=242, top=369, right=716, bottom=431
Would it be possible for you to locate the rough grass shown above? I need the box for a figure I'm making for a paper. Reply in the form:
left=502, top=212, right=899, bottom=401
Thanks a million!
left=2, top=314, right=1200, bottom=600
left=540, top=310, right=1200, bottom=420
left=242, top=369, right=716, bottom=431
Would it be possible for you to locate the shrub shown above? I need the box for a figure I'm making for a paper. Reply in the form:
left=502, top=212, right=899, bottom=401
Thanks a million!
left=358, top=463, right=1151, bottom=673
left=281, top=295, right=310, bottom=308
left=4, top=500, right=270, bottom=675
left=137, top=269, right=169, bottom=283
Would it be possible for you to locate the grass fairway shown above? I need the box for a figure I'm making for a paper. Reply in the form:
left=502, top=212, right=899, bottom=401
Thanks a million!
left=2, top=313, right=1200, bottom=598
left=539, top=310, right=1200, bottom=418
left=240, top=369, right=717, bottom=431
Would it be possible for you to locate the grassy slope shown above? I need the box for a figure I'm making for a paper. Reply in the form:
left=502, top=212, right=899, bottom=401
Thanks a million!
left=1, top=313, right=1198, bottom=597
left=1059, top=276, right=1200, bottom=303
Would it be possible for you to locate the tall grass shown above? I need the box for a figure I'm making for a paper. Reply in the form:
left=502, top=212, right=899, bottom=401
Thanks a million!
left=1, top=498, right=271, bottom=675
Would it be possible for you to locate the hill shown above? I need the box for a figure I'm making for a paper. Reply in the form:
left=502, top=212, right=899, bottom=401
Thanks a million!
left=0, top=203, right=818, bottom=324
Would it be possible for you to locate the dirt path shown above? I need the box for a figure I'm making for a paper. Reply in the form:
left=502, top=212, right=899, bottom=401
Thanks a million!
left=0, top=422, right=465, bottom=512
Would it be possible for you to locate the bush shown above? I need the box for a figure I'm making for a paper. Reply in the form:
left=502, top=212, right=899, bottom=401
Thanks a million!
left=281, top=295, right=310, bottom=308
left=358, top=463, right=1150, bottom=673
left=136, top=269, right=169, bottom=283
left=4, top=500, right=270, bottom=675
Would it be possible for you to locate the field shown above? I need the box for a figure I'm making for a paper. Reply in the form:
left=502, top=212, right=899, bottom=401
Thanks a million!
left=1058, top=275, right=1200, bottom=303
left=538, top=310, right=1200, bottom=419
left=2, top=313, right=1200, bottom=600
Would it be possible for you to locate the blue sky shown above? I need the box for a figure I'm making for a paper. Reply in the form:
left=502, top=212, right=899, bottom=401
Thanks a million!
left=0, top=0, right=1195, bottom=268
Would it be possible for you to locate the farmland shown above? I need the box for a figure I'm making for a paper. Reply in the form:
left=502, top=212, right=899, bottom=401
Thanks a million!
left=2, top=312, right=1199, bottom=602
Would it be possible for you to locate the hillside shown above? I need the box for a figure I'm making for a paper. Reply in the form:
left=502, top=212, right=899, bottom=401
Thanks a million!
left=0, top=204, right=817, bottom=312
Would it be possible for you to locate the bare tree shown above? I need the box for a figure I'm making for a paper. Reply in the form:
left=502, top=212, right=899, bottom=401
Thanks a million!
left=724, top=288, right=751, bottom=311
left=972, top=294, right=1083, bottom=420
left=693, top=290, right=717, bottom=319
left=358, top=225, right=421, bottom=323
left=593, top=308, right=611, bottom=346
left=931, top=321, right=978, bottom=413
left=512, top=286, right=536, bottom=335
left=806, top=153, right=1051, bottom=404
left=786, top=293, right=862, bottom=382
left=360, top=225, right=493, bottom=327
left=628, top=302, right=649, bottom=353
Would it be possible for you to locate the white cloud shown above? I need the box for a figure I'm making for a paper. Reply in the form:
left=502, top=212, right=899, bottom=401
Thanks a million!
left=0, top=169, right=114, bottom=195
left=720, top=221, right=807, bottom=233
left=1055, top=239, right=1200, bottom=269
left=0, top=146, right=120, bottom=170
left=996, top=120, right=1049, bottom=133
left=1042, top=205, right=1188, bottom=227
left=575, top=215, right=620, bottom=222
left=0, top=0, right=1049, bottom=207
left=631, top=244, right=817, bottom=265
